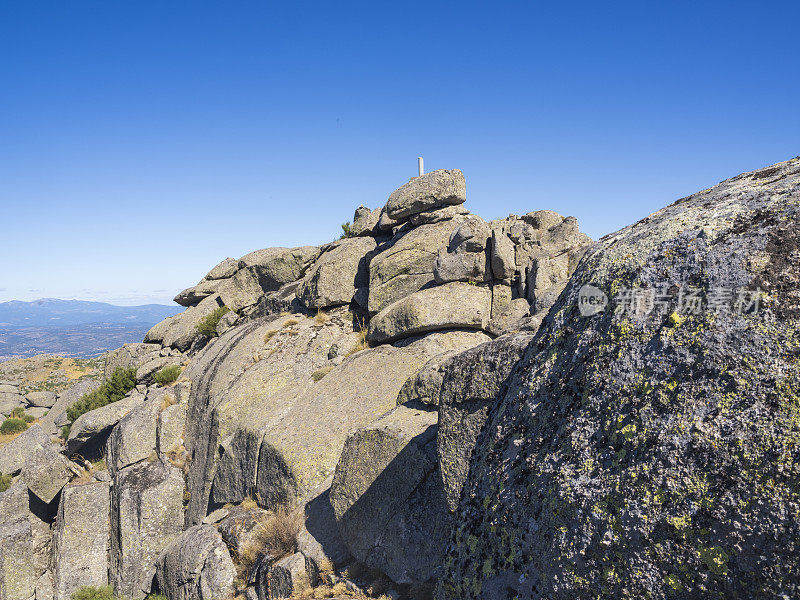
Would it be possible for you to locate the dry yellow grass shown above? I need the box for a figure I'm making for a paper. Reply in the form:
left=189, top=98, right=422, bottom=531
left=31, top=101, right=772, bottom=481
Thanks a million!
left=238, top=504, right=302, bottom=572
left=283, top=318, right=300, bottom=328
left=264, top=330, right=278, bottom=344
left=314, top=310, right=330, bottom=325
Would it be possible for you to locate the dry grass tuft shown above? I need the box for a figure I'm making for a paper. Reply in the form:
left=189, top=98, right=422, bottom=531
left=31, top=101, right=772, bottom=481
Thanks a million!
left=160, top=394, right=177, bottom=411
left=345, top=329, right=369, bottom=357
left=314, top=310, right=330, bottom=325
left=264, top=330, right=278, bottom=344
left=282, top=318, right=300, bottom=329
left=239, top=504, right=302, bottom=571
left=311, top=366, right=334, bottom=382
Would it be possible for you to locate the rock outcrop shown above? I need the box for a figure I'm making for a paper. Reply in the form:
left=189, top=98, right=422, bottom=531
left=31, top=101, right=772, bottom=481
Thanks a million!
left=439, top=157, right=800, bottom=599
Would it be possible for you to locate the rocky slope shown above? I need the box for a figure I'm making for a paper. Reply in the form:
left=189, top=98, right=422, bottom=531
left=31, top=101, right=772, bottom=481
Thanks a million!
left=1, top=159, right=797, bottom=600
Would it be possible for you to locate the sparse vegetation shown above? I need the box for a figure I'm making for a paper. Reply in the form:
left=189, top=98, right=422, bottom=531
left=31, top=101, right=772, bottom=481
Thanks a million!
left=153, top=365, right=181, bottom=386
left=70, top=586, right=116, bottom=600
left=195, top=306, right=231, bottom=337
left=0, top=418, right=29, bottom=435
left=9, top=407, right=35, bottom=423
left=0, top=472, right=12, bottom=493
left=264, top=330, right=278, bottom=343
left=282, top=318, right=300, bottom=328
left=314, top=309, right=330, bottom=325
left=61, top=367, right=137, bottom=437
left=311, top=366, right=334, bottom=382
left=239, top=504, right=302, bottom=571
left=340, top=221, right=352, bottom=239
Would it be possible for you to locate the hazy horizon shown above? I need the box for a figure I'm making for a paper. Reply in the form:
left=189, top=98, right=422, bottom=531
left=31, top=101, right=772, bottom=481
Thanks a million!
left=1, top=1, right=797, bottom=305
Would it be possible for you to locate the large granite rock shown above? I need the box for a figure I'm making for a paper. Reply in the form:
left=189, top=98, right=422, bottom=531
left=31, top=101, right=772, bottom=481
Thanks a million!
left=0, top=424, right=51, bottom=475
left=433, top=218, right=492, bottom=284
left=384, top=169, right=466, bottom=221
left=297, top=237, right=377, bottom=309
left=350, top=206, right=381, bottom=237
left=440, top=158, right=800, bottom=599
left=436, top=332, right=533, bottom=512
left=174, top=279, right=222, bottom=308
left=368, top=218, right=465, bottom=314
left=0, top=481, right=52, bottom=581
left=206, top=257, right=239, bottom=280
left=65, top=391, right=145, bottom=454
left=155, top=525, right=236, bottom=600
left=368, top=282, right=492, bottom=344
left=25, top=392, right=56, bottom=409
left=217, top=505, right=269, bottom=557
left=52, top=482, right=111, bottom=600
left=111, top=460, right=185, bottom=599
left=0, top=393, right=23, bottom=418
left=146, top=294, right=224, bottom=351
left=21, top=444, right=73, bottom=504
left=237, top=246, right=320, bottom=289
left=331, top=404, right=447, bottom=585
left=104, top=343, right=162, bottom=379
left=106, top=391, right=162, bottom=475
left=296, top=478, right=352, bottom=569
left=39, top=379, right=103, bottom=436
left=0, top=519, right=35, bottom=600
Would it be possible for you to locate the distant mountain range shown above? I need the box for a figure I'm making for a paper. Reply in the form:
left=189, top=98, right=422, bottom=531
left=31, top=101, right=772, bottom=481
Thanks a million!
left=0, top=299, right=181, bottom=360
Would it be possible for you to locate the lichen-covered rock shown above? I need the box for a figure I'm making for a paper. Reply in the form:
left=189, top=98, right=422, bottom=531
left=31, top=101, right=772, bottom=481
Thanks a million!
left=104, top=343, right=162, bottom=379
left=297, top=237, right=377, bottom=309
left=21, top=444, right=73, bottom=504
left=261, top=552, right=315, bottom=600
left=368, top=219, right=465, bottom=314
left=206, top=257, right=239, bottom=280
left=368, top=282, right=492, bottom=343
left=0, top=424, right=51, bottom=475
left=174, top=279, right=222, bottom=307
left=155, top=525, right=236, bottom=600
left=106, top=392, right=162, bottom=475
left=217, top=505, right=269, bottom=557
left=331, top=404, right=446, bottom=584
left=436, top=332, right=533, bottom=512
left=25, top=392, right=56, bottom=409
left=296, top=478, right=352, bottom=569
left=110, top=460, right=185, bottom=599
left=440, top=158, right=800, bottom=599
left=135, top=355, right=183, bottom=386
left=350, top=206, right=381, bottom=237
left=0, top=393, right=23, bottom=418
left=52, top=482, right=111, bottom=600
left=65, top=391, right=145, bottom=454
left=147, top=294, right=225, bottom=351
left=237, top=246, right=320, bottom=288
left=0, top=519, right=35, bottom=600
left=384, top=169, right=466, bottom=221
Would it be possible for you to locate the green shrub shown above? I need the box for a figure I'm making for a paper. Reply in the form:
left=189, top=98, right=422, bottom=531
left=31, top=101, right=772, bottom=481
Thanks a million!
left=23, top=414, right=35, bottom=423
left=195, top=306, right=230, bottom=337
left=64, top=367, right=137, bottom=425
left=61, top=425, right=71, bottom=440
left=0, top=418, right=29, bottom=435
left=339, top=221, right=352, bottom=239
left=71, top=586, right=116, bottom=600
left=154, top=365, right=181, bottom=386
left=0, top=472, right=12, bottom=493
left=10, top=407, right=24, bottom=419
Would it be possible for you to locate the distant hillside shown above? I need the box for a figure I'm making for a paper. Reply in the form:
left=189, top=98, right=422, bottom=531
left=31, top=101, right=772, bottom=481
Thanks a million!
left=0, top=298, right=180, bottom=327
left=0, top=299, right=181, bottom=360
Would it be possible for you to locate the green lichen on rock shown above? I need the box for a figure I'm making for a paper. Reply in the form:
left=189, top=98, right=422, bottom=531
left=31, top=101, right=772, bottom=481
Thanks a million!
left=439, top=158, right=800, bottom=599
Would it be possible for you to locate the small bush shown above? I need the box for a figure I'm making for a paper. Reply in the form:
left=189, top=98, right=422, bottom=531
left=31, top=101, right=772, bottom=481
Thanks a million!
left=282, top=318, right=300, bottom=329
left=10, top=407, right=24, bottom=419
left=311, top=366, right=334, bottom=382
left=153, top=365, right=181, bottom=386
left=65, top=367, right=137, bottom=425
left=0, top=418, right=29, bottom=435
left=0, top=472, right=12, bottom=493
left=61, top=425, right=71, bottom=440
left=196, top=306, right=230, bottom=337
left=340, top=221, right=352, bottom=239
left=240, top=505, right=302, bottom=568
left=264, top=329, right=277, bottom=343
left=71, top=586, right=115, bottom=600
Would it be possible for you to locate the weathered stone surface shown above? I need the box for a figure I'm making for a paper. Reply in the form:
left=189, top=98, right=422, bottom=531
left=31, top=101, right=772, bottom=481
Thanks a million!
left=0, top=519, right=35, bottom=600
left=0, top=424, right=51, bottom=475
left=40, top=379, right=103, bottom=435
left=65, top=392, right=145, bottom=454
left=35, top=572, right=53, bottom=600
left=24, top=392, right=56, bottom=409
left=487, top=296, right=531, bottom=336
left=350, top=206, right=380, bottom=237
left=237, top=246, right=320, bottom=289
left=26, top=407, right=48, bottom=420
left=52, top=482, right=111, bottom=600
left=331, top=404, right=446, bottom=584
left=111, top=460, right=185, bottom=600
left=408, top=204, right=469, bottom=227
left=147, top=294, right=224, bottom=351
left=0, top=393, right=23, bottom=417
left=490, top=227, right=516, bottom=280
left=436, top=332, right=532, bottom=513
left=21, top=444, right=73, bottom=504
left=158, top=400, right=187, bottom=456
left=215, top=309, right=239, bottom=336
left=297, top=237, right=377, bottom=309
left=0, top=384, right=18, bottom=395
left=155, top=525, right=236, bottom=600
left=296, top=478, right=352, bottom=569
left=264, top=552, right=314, bottom=600
left=433, top=221, right=491, bottom=283
left=384, top=169, right=466, bottom=221
left=205, top=257, right=239, bottom=280
left=368, top=282, right=492, bottom=344
left=106, top=393, right=161, bottom=475
left=217, top=505, right=269, bottom=557
left=135, top=355, right=183, bottom=386
left=368, top=218, right=465, bottom=314
left=105, top=343, right=162, bottom=379
left=441, top=158, right=800, bottom=599
left=174, top=279, right=221, bottom=307
left=217, top=267, right=268, bottom=314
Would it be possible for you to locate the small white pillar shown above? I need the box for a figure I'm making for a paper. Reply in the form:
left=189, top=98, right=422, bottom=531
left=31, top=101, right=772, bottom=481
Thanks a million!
left=418, top=157, right=424, bottom=177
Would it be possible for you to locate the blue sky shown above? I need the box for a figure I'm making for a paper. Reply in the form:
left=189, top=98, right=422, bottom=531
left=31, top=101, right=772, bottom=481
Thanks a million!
left=0, top=0, right=797, bottom=305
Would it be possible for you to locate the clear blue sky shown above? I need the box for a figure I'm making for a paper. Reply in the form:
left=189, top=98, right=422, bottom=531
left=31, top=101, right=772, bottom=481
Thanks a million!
left=1, top=0, right=797, bottom=305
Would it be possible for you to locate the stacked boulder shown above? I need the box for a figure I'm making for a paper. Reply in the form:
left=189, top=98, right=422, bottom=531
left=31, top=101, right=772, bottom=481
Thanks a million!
left=0, top=167, right=593, bottom=600
left=0, top=381, right=57, bottom=421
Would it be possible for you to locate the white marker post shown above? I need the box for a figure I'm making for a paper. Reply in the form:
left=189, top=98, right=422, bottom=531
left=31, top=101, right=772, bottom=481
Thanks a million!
left=418, top=157, right=424, bottom=177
